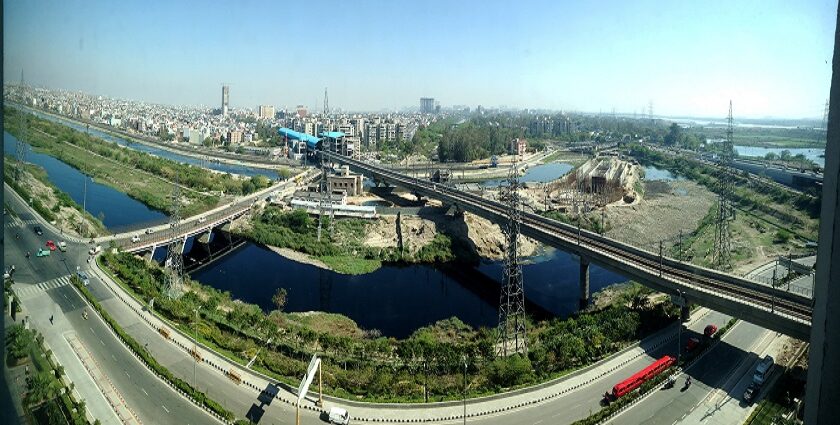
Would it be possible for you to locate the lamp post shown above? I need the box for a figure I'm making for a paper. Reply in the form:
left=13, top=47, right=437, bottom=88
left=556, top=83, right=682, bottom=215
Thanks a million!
left=192, top=308, right=199, bottom=387
left=462, top=355, right=468, bottom=425
left=676, top=290, right=684, bottom=365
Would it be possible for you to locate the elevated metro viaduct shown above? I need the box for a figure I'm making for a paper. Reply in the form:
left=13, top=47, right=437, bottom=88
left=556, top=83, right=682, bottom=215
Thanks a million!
left=321, top=150, right=813, bottom=341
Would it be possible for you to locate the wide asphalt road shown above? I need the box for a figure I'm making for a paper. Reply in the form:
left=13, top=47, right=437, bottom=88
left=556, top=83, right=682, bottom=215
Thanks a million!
left=4, top=191, right=219, bottom=424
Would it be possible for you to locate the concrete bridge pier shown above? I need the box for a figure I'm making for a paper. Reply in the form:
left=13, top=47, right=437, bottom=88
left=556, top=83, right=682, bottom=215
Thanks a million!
left=144, top=245, right=157, bottom=262
left=579, top=257, right=590, bottom=309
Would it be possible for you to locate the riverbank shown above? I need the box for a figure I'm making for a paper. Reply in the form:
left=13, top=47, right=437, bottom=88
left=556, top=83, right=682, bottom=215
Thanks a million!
left=12, top=103, right=293, bottom=170
left=5, top=107, right=275, bottom=217
left=4, top=157, right=105, bottom=237
left=100, top=249, right=677, bottom=403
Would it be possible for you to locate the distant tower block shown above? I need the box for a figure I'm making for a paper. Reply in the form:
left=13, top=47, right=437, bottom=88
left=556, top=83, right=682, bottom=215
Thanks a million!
left=221, top=85, right=230, bottom=116
left=420, top=97, right=435, bottom=114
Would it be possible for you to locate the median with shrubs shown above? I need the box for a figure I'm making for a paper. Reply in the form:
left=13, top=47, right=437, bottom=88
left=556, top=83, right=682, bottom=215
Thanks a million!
left=70, top=274, right=236, bottom=422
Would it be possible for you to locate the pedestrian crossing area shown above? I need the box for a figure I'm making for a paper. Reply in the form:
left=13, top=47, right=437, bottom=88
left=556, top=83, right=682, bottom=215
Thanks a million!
left=4, top=216, right=38, bottom=228
left=14, top=275, right=73, bottom=298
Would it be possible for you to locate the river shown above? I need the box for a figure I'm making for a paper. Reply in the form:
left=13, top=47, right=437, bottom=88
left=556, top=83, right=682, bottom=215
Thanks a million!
left=480, top=162, right=574, bottom=187
left=18, top=107, right=281, bottom=179
left=9, top=126, right=627, bottom=339
left=734, top=145, right=825, bottom=168
left=4, top=132, right=167, bottom=229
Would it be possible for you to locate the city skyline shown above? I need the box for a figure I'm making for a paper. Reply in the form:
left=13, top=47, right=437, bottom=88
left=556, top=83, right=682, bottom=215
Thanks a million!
left=3, top=0, right=837, bottom=118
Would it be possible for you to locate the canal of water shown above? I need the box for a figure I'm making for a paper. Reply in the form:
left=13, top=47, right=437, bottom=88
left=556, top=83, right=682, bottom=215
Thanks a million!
left=18, top=107, right=280, bottom=179
left=8, top=127, right=627, bottom=339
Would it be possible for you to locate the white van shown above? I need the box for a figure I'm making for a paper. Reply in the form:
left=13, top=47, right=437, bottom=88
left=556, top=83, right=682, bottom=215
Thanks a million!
left=328, top=407, right=350, bottom=425
left=753, top=355, right=774, bottom=386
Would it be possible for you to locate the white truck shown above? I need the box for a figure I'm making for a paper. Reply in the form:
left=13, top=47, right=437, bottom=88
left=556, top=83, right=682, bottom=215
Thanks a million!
left=57, top=241, right=67, bottom=252
left=752, top=355, right=774, bottom=386
left=88, top=245, right=102, bottom=256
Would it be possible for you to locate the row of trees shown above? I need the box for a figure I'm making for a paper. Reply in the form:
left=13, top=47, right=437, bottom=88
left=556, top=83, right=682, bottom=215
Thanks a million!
left=101, top=248, right=676, bottom=402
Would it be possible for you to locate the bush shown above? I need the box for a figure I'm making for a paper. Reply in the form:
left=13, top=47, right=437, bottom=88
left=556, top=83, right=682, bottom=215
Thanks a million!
left=486, top=354, right=534, bottom=388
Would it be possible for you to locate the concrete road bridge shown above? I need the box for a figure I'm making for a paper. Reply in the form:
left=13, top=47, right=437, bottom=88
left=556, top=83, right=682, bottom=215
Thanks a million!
left=322, top=151, right=813, bottom=340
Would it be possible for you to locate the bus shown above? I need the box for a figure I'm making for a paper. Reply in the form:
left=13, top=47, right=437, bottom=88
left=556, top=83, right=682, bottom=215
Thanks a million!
left=610, top=355, right=676, bottom=399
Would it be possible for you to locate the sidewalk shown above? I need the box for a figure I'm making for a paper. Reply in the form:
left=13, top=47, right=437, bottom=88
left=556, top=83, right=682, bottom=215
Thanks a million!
left=9, top=284, right=122, bottom=424
left=89, top=254, right=709, bottom=423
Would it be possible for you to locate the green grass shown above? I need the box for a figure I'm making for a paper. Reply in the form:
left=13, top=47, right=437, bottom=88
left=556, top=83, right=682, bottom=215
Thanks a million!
left=319, top=256, right=382, bottom=275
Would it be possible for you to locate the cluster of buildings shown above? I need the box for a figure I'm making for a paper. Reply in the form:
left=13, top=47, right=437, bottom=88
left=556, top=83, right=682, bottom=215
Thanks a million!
left=3, top=84, right=440, bottom=160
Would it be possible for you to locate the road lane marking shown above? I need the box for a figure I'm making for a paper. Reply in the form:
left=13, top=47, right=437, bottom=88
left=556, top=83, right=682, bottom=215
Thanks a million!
left=141, top=388, right=148, bottom=396
left=89, top=327, right=95, bottom=334
left=162, top=405, right=170, bottom=413
left=100, top=339, right=105, bottom=346
left=112, top=354, right=117, bottom=361
left=125, top=371, right=130, bottom=379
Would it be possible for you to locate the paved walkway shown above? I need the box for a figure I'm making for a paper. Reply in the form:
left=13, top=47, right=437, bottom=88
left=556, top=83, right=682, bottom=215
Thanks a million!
left=8, top=285, right=122, bottom=424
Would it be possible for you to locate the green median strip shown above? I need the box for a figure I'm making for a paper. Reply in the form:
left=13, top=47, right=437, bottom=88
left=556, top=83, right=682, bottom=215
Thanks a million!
left=70, top=274, right=237, bottom=422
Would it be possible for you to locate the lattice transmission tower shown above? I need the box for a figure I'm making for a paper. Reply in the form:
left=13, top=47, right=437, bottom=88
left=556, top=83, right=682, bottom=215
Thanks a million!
left=497, top=154, right=527, bottom=356
left=317, top=138, right=334, bottom=241
left=163, top=173, right=186, bottom=298
left=713, top=101, right=735, bottom=269
left=16, top=70, right=28, bottom=182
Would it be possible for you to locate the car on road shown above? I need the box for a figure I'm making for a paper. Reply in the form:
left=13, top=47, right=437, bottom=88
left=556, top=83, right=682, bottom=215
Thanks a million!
left=36, top=248, right=51, bottom=257
left=131, top=235, right=141, bottom=243
left=57, top=241, right=67, bottom=252
left=33, top=225, right=43, bottom=235
left=198, top=216, right=207, bottom=223
left=89, top=245, right=102, bottom=256
left=76, top=271, right=90, bottom=286
left=328, top=407, right=350, bottom=425
left=46, top=240, right=57, bottom=251
left=145, top=228, right=155, bottom=234
left=743, top=383, right=759, bottom=403
left=685, top=337, right=701, bottom=352
left=704, top=324, right=718, bottom=338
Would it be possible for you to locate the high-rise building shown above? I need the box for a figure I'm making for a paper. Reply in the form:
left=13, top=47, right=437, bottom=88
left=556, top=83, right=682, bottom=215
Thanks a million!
left=221, top=85, right=230, bottom=116
left=420, top=97, right=435, bottom=114
left=258, top=105, right=275, bottom=119
left=297, top=105, right=308, bottom=118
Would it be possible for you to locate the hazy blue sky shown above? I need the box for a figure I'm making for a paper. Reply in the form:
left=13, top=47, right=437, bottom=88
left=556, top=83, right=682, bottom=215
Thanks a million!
left=3, top=0, right=837, bottom=117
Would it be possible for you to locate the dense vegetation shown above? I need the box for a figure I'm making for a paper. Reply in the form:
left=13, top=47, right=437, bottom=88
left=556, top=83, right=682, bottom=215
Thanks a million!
left=101, top=251, right=677, bottom=402
left=6, top=325, right=89, bottom=424
left=70, top=274, right=236, bottom=421
left=243, top=207, right=475, bottom=274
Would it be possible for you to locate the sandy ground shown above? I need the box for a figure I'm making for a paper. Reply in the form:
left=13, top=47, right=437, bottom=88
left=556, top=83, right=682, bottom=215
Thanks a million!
left=364, top=209, right=538, bottom=260
left=605, top=179, right=717, bottom=251
left=18, top=167, right=103, bottom=238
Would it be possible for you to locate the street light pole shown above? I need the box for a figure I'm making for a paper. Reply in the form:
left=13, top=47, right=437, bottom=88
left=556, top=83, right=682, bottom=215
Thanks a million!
left=676, top=290, right=683, bottom=365
left=192, top=308, right=199, bottom=388
left=462, top=355, right=468, bottom=425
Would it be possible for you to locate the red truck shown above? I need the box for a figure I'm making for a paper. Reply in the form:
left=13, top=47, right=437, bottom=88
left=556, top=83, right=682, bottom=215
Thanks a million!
left=686, top=324, right=719, bottom=352
left=608, top=355, right=676, bottom=400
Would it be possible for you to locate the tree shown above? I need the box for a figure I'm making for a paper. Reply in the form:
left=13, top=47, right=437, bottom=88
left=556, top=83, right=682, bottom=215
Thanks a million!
left=202, top=137, right=215, bottom=147
left=780, top=150, right=792, bottom=161
left=765, top=152, right=778, bottom=161
left=272, top=288, right=288, bottom=312
left=664, top=123, right=682, bottom=146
